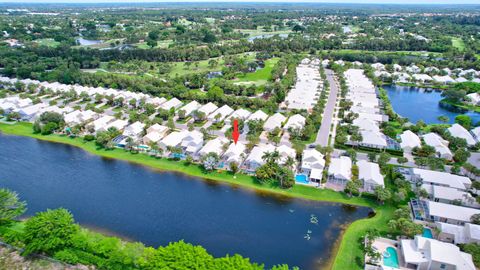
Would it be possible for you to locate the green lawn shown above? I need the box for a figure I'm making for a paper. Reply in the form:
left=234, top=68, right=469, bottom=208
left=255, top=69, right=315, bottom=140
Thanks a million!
left=136, top=39, right=173, bottom=49
left=0, top=122, right=397, bottom=270
left=235, top=26, right=292, bottom=38
left=33, top=38, right=60, bottom=48
left=234, top=58, right=279, bottom=86
left=451, top=37, right=465, bottom=51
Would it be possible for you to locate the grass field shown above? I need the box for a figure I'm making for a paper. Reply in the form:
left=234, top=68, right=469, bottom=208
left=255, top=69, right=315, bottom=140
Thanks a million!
left=451, top=37, right=465, bottom=51
left=0, top=122, right=397, bottom=270
left=235, top=26, right=292, bottom=38
left=234, top=57, right=279, bottom=86
left=33, top=38, right=61, bottom=48
left=136, top=39, right=173, bottom=49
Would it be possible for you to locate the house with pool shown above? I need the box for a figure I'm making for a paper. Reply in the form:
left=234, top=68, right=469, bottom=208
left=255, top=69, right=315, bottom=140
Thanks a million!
left=367, top=236, right=475, bottom=270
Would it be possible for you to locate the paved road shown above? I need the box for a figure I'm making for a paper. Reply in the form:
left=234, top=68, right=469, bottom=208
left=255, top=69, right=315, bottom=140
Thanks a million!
left=315, top=69, right=339, bottom=146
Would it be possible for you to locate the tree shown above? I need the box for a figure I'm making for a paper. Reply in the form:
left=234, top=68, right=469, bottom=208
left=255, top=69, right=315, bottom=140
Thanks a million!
left=262, top=150, right=280, bottom=164
left=202, top=152, right=219, bottom=172
left=345, top=180, right=362, bottom=197
left=374, top=186, right=391, bottom=204
left=455, top=115, right=472, bottom=129
left=345, top=149, right=357, bottom=162
left=207, top=86, right=224, bottom=101
left=229, top=162, right=239, bottom=175
left=471, top=214, right=480, bottom=225
left=23, top=208, right=78, bottom=255
left=377, top=152, right=391, bottom=168
left=397, top=157, right=408, bottom=164
left=437, top=115, right=449, bottom=124
left=292, top=24, right=305, bottom=32
left=454, top=148, right=471, bottom=164
left=367, top=152, right=377, bottom=162
left=442, top=88, right=466, bottom=103
left=0, top=188, right=26, bottom=223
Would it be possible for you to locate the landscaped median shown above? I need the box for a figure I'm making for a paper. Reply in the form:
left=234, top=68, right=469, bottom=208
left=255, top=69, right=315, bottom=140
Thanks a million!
left=0, top=121, right=395, bottom=270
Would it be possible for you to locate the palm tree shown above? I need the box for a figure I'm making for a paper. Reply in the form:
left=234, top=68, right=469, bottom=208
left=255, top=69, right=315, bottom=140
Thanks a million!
left=262, top=150, right=280, bottom=164
left=284, top=156, right=296, bottom=170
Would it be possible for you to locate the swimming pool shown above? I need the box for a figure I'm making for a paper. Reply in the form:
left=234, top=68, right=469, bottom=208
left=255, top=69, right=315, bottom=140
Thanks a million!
left=295, top=174, right=309, bottom=184
left=383, top=247, right=400, bottom=268
left=422, top=228, right=433, bottom=239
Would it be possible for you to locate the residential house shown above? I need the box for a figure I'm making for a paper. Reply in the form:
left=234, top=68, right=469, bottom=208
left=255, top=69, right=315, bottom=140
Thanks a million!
left=244, top=144, right=276, bottom=172
left=400, top=130, right=421, bottom=152
left=263, top=113, right=286, bottom=132
left=327, top=156, right=352, bottom=186
left=423, top=132, right=453, bottom=160
left=448, top=123, right=477, bottom=146
left=436, top=222, right=480, bottom=244
left=357, top=160, right=384, bottom=192
left=399, top=235, right=475, bottom=270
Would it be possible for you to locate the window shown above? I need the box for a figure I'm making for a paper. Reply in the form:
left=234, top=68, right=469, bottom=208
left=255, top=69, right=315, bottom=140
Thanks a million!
left=440, top=264, right=446, bottom=269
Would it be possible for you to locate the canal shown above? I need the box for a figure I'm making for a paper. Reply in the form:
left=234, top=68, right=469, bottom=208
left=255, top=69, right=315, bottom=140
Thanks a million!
left=384, top=84, right=480, bottom=125
left=0, top=133, right=370, bottom=269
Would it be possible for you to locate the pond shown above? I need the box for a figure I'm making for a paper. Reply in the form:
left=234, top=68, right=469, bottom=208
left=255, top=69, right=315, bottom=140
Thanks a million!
left=76, top=37, right=104, bottom=46
left=0, top=134, right=370, bottom=269
left=248, top=33, right=288, bottom=42
left=384, top=84, right=480, bottom=124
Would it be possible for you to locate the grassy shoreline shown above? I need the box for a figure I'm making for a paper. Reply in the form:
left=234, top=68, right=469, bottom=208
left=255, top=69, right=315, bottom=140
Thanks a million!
left=0, top=122, right=394, bottom=270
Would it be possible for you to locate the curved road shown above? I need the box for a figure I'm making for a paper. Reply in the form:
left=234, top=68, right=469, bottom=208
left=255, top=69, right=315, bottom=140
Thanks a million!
left=315, top=69, right=339, bottom=146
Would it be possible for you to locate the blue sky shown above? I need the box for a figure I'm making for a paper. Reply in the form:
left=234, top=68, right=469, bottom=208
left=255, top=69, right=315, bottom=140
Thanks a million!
left=0, top=0, right=478, bottom=4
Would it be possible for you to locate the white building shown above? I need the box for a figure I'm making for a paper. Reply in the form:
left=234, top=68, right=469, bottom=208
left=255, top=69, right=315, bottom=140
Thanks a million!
left=400, top=235, right=475, bottom=270
left=159, top=131, right=187, bottom=150
left=208, top=105, right=234, bottom=123
left=423, top=132, right=453, bottom=160
left=263, top=113, right=286, bottom=132
left=436, top=222, right=480, bottom=245
left=357, top=160, right=384, bottom=192
left=448, top=123, right=477, bottom=146
left=198, top=137, right=229, bottom=157
left=426, top=200, right=480, bottom=225
left=222, top=142, right=247, bottom=169
left=247, top=110, right=268, bottom=122
left=181, top=130, right=204, bottom=155
left=123, top=121, right=145, bottom=140
left=179, top=101, right=201, bottom=117
left=90, top=115, right=115, bottom=133
left=283, top=114, right=306, bottom=131
left=197, top=102, right=218, bottom=116
left=399, top=130, right=421, bottom=152
left=410, top=168, right=471, bottom=191
left=160, top=98, right=183, bottom=111
left=301, top=149, right=325, bottom=177
left=327, top=156, right=352, bottom=186
left=244, top=144, right=276, bottom=171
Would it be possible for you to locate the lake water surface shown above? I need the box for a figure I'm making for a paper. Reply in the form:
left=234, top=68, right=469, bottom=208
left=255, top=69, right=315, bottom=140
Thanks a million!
left=384, top=84, right=480, bottom=124
left=0, top=133, right=370, bottom=269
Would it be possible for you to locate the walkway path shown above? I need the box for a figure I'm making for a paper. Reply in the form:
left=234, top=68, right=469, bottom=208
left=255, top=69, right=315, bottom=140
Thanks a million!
left=315, top=69, right=339, bottom=146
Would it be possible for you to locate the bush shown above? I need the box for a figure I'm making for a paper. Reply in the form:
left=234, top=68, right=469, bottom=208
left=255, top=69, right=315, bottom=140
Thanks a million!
left=83, top=135, right=95, bottom=141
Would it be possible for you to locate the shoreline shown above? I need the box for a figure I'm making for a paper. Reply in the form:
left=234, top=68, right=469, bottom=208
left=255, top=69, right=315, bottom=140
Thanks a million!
left=0, top=122, right=394, bottom=270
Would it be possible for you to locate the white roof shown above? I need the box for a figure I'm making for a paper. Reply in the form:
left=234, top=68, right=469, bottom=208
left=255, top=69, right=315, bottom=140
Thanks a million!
left=328, top=156, right=352, bottom=180
left=198, top=102, right=218, bottom=115
left=247, top=110, right=268, bottom=122
left=448, top=123, right=477, bottom=146
left=433, top=75, right=455, bottom=83
left=360, top=130, right=387, bottom=147
left=276, top=144, right=296, bottom=163
left=263, top=113, right=286, bottom=131
left=428, top=200, right=480, bottom=223
left=357, top=160, right=384, bottom=187
left=143, top=131, right=165, bottom=144
left=301, top=148, right=325, bottom=170
left=147, top=124, right=168, bottom=134
left=160, top=131, right=187, bottom=148
left=401, top=236, right=475, bottom=270
left=91, top=115, right=115, bottom=131
left=208, top=105, right=234, bottom=121
left=472, top=126, right=480, bottom=139
left=412, top=74, right=432, bottom=82
left=160, top=98, right=183, bottom=110
left=353, top=118, right=380, bottom=132
left=179, top=101, right=201, bottom=116
left=310, top=168, right=323, bottom=180
left=223, top=142, right=247, bottom=164
left=123, top=121, right=145, bottom=137
left=106, top=119, right=129, bottom=131
left=400, top=130, right=421, bottom=149
left=198, top=137, right=229, bottom=156
left=424, top=184, right=471, bottom=202
left=245, top=144, right=276, bottom=166
left=413, top=168, right=471, bottom=190
left=229, top=108, right=251, bottom=120
left=284, top=114, right=306, bottom=130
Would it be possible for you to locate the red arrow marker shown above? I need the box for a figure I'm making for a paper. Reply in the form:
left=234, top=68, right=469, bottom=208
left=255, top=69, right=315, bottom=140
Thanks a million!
left=232, top=119, right=239, bottom=144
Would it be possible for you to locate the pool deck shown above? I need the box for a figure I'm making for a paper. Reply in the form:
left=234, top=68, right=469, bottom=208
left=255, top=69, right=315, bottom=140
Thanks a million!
left=368, top=238, right=413, bottom=270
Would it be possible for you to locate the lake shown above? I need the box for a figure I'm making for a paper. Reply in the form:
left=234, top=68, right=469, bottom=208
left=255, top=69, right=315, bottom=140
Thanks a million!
left=384, top=84, right=480, bottom=124
left=0, top=133, right=370, bottom=269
